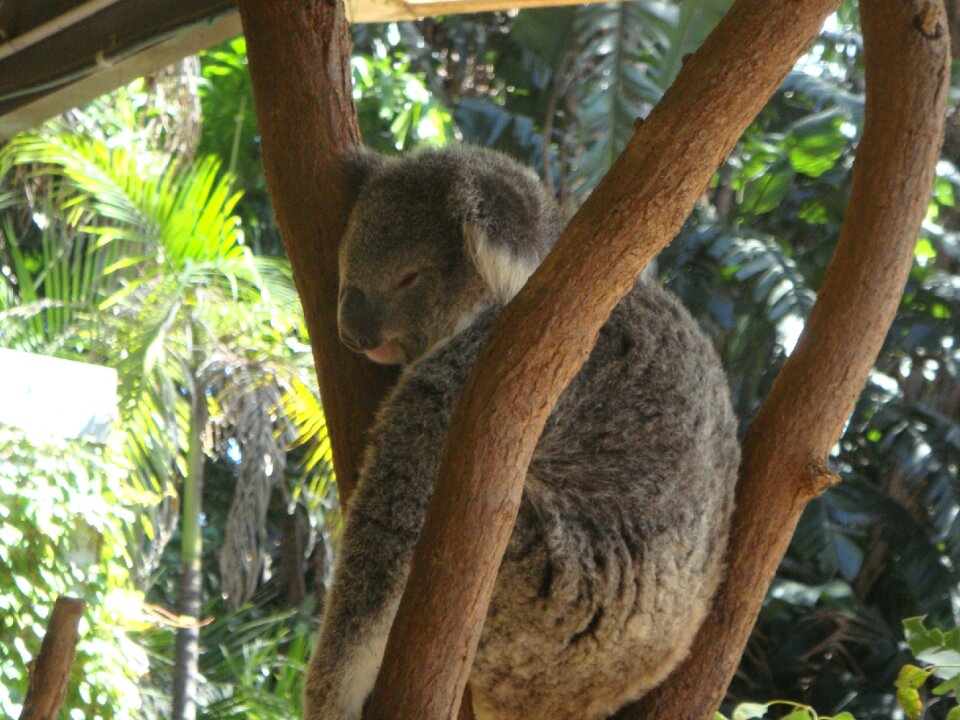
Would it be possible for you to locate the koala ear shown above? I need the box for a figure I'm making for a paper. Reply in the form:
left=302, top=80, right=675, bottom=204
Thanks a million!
left=463, top=221, right=538, bottom=305
left=455, top=166, right=542, bottom=304
left=339, top=148, right=392, bottom=197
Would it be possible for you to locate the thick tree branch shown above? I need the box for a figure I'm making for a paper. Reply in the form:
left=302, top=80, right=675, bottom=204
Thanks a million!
left=19, top=596, right=84, bottom=720
left=239, top=2, right=945, bottom=719
left=627, top=2, right=949, bottom=717
left=367, top=1, right=845, bottom=718
left=236, top=0, right=396, bottom=504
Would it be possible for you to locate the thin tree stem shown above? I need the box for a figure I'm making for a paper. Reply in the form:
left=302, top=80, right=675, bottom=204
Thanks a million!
left=172, top=378, right=207, bottom=720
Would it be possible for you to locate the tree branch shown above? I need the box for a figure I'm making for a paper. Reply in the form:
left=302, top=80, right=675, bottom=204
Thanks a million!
left=367, top=1, right=846, bottom=718
left=624, top=1, right=949, bottom=717
left=19, top=596, right=85, bottom=720
left=236, top=0, right=396, bottom=505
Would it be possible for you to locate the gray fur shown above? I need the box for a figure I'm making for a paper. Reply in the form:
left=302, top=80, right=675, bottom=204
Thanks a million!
left=306, top=145, right=739, bottom=720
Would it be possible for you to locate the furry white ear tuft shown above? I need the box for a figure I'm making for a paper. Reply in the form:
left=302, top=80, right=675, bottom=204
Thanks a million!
left=465, top=223, right=538, bottom=304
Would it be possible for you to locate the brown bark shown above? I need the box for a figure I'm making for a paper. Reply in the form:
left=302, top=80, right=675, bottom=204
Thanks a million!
left=367, top=0, right=848, bottom=718
left=238, top=1, right=946, bottom=719
left=235, top=0, right=396, bottom=505
left=624, top=1, right=949, bottom=717
left=19, top=596, right=85, bottom=720
left=235, top=0, right=469, bottom=710
left=947, top=0, right=960, bottom=58
left=281, top=515, right=307, bottom=606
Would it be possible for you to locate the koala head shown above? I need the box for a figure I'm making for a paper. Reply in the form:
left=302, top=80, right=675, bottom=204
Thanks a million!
left=337, top=145, right=562, bottom=365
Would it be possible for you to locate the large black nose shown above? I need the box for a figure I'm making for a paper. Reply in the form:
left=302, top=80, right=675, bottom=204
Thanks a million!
left=339, top=285, right=382, bottom=351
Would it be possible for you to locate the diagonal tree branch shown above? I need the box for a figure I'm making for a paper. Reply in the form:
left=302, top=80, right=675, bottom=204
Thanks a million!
left=627, top=2, right=949, bottom=716
left=238, top=2, right=946, bottom=720
left=367, top=0, right=849, bottom=718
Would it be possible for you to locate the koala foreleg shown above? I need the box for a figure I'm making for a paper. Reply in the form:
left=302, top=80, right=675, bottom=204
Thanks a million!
left=303, top=471, right=424, bottom=720
left=304, top=580, right=401, bottom=719
left=304, top=371, right=457, bottom=720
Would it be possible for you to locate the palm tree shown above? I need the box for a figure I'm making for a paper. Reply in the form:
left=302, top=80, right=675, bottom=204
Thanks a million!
left=1, top=131, right=329, bottom=720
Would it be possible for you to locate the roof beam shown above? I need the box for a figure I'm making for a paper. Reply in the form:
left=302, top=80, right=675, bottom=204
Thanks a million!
left=0, top=0, right=626, bottom=137
left=0, top=0, right=239, bottom=139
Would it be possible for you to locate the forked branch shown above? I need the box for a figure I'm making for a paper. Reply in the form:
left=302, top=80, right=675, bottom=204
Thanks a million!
left=237, top=0, right=947, bottom=718
left=368, top=0, right=851, bottom=718
left=628, top=2, right=949, bottom=716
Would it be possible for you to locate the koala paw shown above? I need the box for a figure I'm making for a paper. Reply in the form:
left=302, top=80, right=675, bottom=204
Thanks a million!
left=304, top=680, right=368, bottom=720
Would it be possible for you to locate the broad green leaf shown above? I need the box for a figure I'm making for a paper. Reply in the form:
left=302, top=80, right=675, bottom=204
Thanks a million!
left=935, top=176, right=956, bottom=207
left=904, top=616, right=942, bottom=655
left=932, top=673, right=960, bottom=696
left=786, top=109, right=847, bottom=178
left=896, top=664, right=932, bottom=690
left=733, top=703, right=770, bottom=720
left=741, top=160, right=795, bottom=215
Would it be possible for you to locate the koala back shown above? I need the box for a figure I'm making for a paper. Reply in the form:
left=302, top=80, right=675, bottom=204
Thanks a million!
left=363, top=281, right=738, bottom=720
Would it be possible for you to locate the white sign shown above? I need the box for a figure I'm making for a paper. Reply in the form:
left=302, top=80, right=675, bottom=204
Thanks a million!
left=0, top=348, right=117, bottom=443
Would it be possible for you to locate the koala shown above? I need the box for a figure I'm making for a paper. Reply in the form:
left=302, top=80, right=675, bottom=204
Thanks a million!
left=305, top=144, right=740, bottom=720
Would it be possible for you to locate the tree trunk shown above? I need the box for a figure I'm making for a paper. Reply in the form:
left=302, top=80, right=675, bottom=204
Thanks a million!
left=236, top=0, right=396, bottom=507
left=172, top=382, right=208, bottom=720
left=237, top=0, right=948, bottom=718
left=19, top=596, right=84, bottom=720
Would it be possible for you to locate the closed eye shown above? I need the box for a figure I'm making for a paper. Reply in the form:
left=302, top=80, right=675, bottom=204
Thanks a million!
left=397, top=271, right=420, bottom=289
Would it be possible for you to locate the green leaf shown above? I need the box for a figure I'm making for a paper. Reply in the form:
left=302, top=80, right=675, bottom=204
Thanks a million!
left=786, top=109, right=847, bottom=178
left=741, top=159, right=795, bottom=215
left=896, top=664, right=932, bottom=690
left=904, top=616, right=943, bottom=655
left=935, top=176, right=955, bottom=207
left=932, top=673, right=960, bottom=696
left=945, top=706, right=960, bottom=720
left=733, top=703, right=770, bottom=720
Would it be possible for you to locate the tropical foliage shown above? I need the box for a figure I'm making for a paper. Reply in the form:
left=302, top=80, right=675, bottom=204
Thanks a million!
left=0, top=94, right=331, bottom=717
left=1, top=1, right=959, bottom=718
left=0, top=427, right=148, bottom=719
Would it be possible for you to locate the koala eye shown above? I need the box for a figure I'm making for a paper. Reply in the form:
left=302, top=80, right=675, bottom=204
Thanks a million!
left=397, top=271, right=420, bottom=289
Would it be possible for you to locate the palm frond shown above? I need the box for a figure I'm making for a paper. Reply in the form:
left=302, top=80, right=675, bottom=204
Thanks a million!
left=568, top=0, right=730, bottom=200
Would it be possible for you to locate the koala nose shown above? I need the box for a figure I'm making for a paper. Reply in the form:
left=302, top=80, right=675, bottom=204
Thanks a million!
left=339, top=285, right=382, bottom=351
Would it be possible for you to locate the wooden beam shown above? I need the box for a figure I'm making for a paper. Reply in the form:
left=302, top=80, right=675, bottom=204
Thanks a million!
left=0, top=0, right=239, bottom=139
left=345, top=0, right=632, bottom=23
left=0, top=0, right=643, bottom=136
left=0, top=1, right=89, bottom=43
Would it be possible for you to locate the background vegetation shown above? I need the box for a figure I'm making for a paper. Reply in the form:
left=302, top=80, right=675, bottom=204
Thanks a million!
left=0, top=1, right=958, bottom=718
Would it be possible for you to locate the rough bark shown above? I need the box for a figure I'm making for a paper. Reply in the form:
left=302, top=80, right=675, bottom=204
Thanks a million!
left=947, top=0, right=960, bottom=58
left=19, top=596, right=85, bottom=720
left=237, top=1, right=947, bottom=719
left=626, top=2, right=949, bottom=717
left=367, top=0, right=847, bottom=718
left=236, top=0, right=396, bottom=505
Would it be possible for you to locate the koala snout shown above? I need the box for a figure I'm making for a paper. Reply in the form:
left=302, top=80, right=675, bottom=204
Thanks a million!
left=339, top=285, right=383, bottom=351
